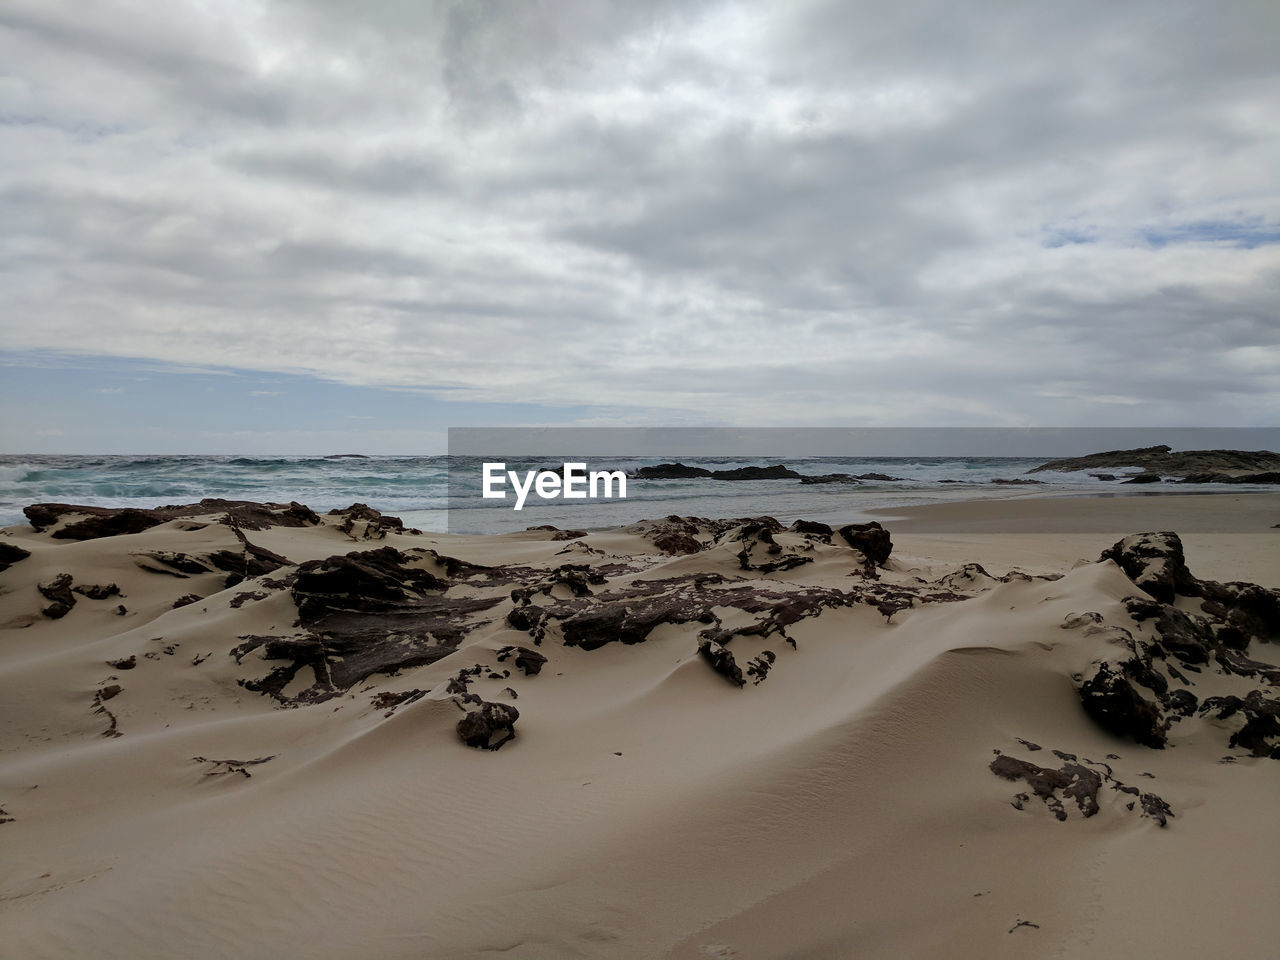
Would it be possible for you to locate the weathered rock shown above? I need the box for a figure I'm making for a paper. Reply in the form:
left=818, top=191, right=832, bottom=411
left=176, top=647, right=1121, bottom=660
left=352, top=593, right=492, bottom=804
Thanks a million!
left=1029, top=446, right=1280, bottom=477
left=798, top=473, right=861, bottom=484
left=0, top=542, right=31, bottom=572
left=24, top=499, right=321, bottom=539
left=791, top=520, right=833, bottom=538
left=1101, top=533, right=1198, bottom=604
left=837, top=522, right=892, bottom=568
left=1079, top=663, right=1169, bottom=748
left=233, top=547, right=501, bottom=704
left=496, top=645, right=547, bottom=677
left=989, top=754, right=1102, bottom=821
left=72, top=582, right=120, bottom=600
left=1200, top=692, right=1280, bottom=758
left=457, top=701, right=519, bottom=750
left=38, top=573, right=76, bottom=619
left=991, top=478, right=1044, bottom=485
left=698, top=638, right=745, bottom=687
left=709, top=465, right=803, bottom=481
left=632, top=463, right=713, bottom=479
left=1122, top=473, right=1163, bottom=484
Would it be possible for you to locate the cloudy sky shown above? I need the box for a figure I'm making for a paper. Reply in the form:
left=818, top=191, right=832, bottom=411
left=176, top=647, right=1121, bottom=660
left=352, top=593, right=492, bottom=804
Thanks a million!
left=1, top=0, right=1277, bottom=453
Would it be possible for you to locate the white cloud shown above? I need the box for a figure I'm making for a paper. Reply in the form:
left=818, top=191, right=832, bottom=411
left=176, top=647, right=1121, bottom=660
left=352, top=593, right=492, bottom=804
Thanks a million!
left=1, top=0, right=1277, bottom=430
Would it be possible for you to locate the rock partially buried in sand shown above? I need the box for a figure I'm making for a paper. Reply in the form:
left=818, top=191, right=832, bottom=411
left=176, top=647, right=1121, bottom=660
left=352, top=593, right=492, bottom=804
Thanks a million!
left=38, top=573, right=76, bottom=619
left=837, top=521, right=892, bottom=569
left=24, top=499, right=321, bottom=539
left=0, top=542, right=31, bottom=573
left=1078, top=664, right=1169, bottom=749
left=1100, top=532, right=1197, bottom=605
left=457, top=701, right=520, bottom=750
left=697, top=638, right=745, bottom=687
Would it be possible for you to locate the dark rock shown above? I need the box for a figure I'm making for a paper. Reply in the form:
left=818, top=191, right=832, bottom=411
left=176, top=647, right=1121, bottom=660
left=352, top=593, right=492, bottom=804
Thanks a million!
left=324, top=454, right=369, bottom=459
left=457, top=701, right=519, bottom=750
left=1029, top=446, right=1280, bottom=478
left=172, top=594, right=202, bottom=609
left=1200, top=691, right=1280, bottom=758
left=652, top=532, right=704, bottom=555
left=38, top=573, right=76, bottom=619
left=0, top=542, right=31, bottom=572
left=1091, top=474, right=1118, bottom=481
left=989, top=755, right=1102, bottom=821
left=329, top=502, right=406, bottom=539
left=1079, top=663, right=1169, bottom=748
left=98, top=684, right=122, bottom=701
left=1223, top=472, right=1280, bottom=484
left=1122, top=473, right=1163, bottom=484
left=1139, top=793, right=1174, bottom=827
left=991, top=478, right=1044, bottom=485
left=107, top=656, right=136, bottom=670
left=632, top=463, right=713, bottom=479
left=496, top=645, right=547, bottom=677
left=837, top=522, right=893, bottom=568
left=24, top=499, right=321, bottom=539
left=791, top=520, right=833, bottom=537
left=698, top=638, right=745, bottom=687
left=745, top=650, right=776, bottom=684
left=233, top=547, right=500, bottom=704
left=798, top=473, right=861, bottom=484
left=370, top=689, right=426, bottom=711
left=709, top=465, right=803, bottom=481
left=72, top=582, right=120, bottom=600
left=1101, top=532, right=1199, bottom=604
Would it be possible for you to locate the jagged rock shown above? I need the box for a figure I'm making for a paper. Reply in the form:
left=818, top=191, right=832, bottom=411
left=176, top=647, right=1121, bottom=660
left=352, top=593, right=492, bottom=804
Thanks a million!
left=496, top=645, right=547, bottom=677
left=370, top=689, right=426, bottom=711
left=1029, top=446, right=1280, bottom=477
left=791, top=520, right=833, bottom=538
left=1079, top=663, right=1169, bottom=748
left=172, top=594, right=202, bottom=609
left=329, top=502, right=407, bottom=539
left=1101, top=533, right=1199, bottom=604
left=991, top=478, right=1044, bottom=485
left=107, top=656, right=137, bottom=670
left=733, top=523, right=813, bottom=574
left=38, top=573, right=76, bottom=619
left=989, top=755, right=1103, bottom=821
left=233, top=548, right=500, bottom=704
left=697, top=638, right=744, bottom=687
left=633, top=463, right=713, bottom=479
left=709, top=465, right=802, bottom=481
left=457, top=701, right=519, bottom=750
left=798, top=473, right=861, bottom=484
left=837, top=522, right=892, bottom=568
left=24, top=499, right=320, bottom=539
left=72, top=582, right=120, bottom=600
left=0, top=542, right=31, bottom=572
left=1200, top=692, right=1280, bottom=758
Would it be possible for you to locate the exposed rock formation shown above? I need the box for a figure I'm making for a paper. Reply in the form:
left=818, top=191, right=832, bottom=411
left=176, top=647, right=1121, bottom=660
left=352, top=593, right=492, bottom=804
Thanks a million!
left=1074, top=532, right=1280, bottom=757
left=1028, top=445, right=1280, bottom=478
left=24, top=499, right=321, bottom=539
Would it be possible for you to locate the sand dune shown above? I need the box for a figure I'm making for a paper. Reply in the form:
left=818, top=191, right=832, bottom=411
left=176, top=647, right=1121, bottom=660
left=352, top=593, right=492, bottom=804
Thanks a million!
left=1, top=498, right=1277, bottom=959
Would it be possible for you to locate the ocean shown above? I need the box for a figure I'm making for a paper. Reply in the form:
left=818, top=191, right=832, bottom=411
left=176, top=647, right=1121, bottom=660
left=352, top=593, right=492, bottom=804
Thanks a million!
left=3, top=453, right=1274, bottom=535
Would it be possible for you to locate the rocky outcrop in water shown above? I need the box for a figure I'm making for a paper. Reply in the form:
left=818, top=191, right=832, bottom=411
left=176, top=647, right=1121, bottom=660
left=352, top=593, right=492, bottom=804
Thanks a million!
left=1028, top=445, right=1280, bottom=478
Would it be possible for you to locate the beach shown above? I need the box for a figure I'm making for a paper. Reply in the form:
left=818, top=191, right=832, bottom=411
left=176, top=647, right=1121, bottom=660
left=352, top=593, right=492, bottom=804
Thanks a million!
left=0, top=492, right=1277, bottom=959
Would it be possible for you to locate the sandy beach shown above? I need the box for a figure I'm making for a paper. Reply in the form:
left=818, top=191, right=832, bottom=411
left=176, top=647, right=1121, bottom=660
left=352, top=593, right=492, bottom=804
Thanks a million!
left=1, top=493, right=1277, bottom=959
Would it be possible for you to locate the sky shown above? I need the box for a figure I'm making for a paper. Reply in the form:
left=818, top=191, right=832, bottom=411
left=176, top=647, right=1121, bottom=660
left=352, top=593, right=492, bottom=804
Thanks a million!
left=1, top=0, right=1277, bottom=453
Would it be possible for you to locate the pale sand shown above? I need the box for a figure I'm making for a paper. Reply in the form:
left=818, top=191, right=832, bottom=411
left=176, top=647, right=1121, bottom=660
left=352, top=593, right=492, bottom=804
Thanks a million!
left=0, top=496, right=1276, bottom=959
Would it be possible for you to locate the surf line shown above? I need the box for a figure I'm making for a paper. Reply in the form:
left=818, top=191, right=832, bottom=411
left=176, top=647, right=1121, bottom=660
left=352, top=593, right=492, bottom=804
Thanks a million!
left=481, top=462, right=627, bottom=511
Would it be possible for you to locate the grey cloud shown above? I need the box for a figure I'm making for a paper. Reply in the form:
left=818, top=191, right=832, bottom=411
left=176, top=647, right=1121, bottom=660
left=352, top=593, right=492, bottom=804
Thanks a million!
left=0, top=0, right=1276, bottom=432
